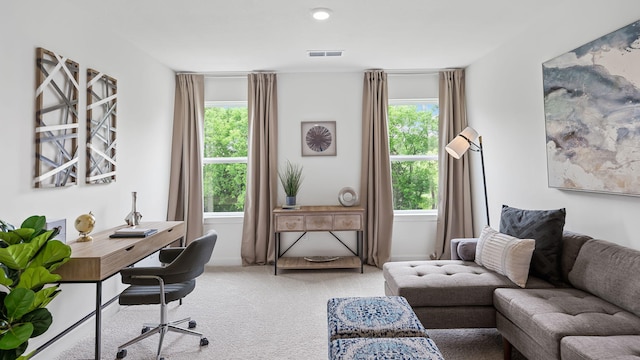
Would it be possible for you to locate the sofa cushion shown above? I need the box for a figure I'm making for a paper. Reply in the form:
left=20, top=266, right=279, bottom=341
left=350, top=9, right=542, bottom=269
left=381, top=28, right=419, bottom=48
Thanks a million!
left=568, top=239, right=640, bottom=317
left=494, top=288, right=640, bottom=358
left=382, top=260, right=552, bottom=308
left=499, top=205, right=566, bottom=284
left=475, top=226, right=535, bottom=287
left=456, top=241, right=477, bottom=261
left=561, top=335, right=640, bottom=360
left=560, top=231, right=592, bottom=283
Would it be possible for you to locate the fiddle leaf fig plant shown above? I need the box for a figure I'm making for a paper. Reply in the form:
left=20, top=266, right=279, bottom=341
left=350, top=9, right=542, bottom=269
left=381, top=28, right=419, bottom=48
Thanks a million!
left=0, top=215, right=72, bottom=360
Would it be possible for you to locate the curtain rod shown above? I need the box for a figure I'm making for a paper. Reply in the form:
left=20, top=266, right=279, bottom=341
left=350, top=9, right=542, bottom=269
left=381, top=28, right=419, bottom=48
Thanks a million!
left=176, top=69, right=443, bottom=78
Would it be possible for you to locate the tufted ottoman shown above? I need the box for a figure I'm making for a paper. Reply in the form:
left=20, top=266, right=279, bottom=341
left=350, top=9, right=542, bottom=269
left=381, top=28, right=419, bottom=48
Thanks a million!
left=561, top=335, right=640, bottom=360
left=329, top=337, right=444, bottom=360
left=383, top=260, right=553, bottom=329
left=494, top=288, right=640, bottom=360
left=327, top=296, right=429, bottom=342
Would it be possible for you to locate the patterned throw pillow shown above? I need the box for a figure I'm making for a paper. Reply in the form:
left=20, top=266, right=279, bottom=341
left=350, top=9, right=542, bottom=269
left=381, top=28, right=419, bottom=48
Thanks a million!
left=499, top=205, right=566, bottom=284
left=475, top=226, right=535, bottom=288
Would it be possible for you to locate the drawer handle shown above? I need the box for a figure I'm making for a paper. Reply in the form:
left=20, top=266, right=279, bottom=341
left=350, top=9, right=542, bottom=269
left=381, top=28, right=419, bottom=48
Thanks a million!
left=125, top=246, right=135, bottom=251
left=286, top=222, right=297, bottom=229
left=343, top=220, right=354, bottom=227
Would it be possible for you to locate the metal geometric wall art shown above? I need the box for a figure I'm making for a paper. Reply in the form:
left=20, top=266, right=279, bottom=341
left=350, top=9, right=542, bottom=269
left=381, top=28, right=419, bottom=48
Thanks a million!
left=34, top=47, right=80, bottom=188
left=86, top=69, right=117, bottom=184
left=543, top=20, right=640, bottom=196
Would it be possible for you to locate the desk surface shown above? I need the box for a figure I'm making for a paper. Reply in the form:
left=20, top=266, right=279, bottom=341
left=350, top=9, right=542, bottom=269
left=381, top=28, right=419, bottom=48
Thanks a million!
left=54, top=221, right=185, bottom=282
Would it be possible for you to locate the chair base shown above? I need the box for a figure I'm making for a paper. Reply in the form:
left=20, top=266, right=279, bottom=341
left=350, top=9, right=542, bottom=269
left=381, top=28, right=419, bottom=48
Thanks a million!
left=116, top=317, right=208, bottom=360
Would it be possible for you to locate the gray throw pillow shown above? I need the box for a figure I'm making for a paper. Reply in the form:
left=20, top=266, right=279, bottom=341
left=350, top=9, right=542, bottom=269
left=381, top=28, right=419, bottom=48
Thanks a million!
left=499, top=205, right=566, bottom=284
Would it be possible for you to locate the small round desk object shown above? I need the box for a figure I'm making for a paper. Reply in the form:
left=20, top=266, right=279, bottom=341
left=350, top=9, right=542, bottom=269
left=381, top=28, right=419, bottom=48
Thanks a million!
left=338, top=187, right=358, bottom=207
left=75, top=212, right=95, bottom=242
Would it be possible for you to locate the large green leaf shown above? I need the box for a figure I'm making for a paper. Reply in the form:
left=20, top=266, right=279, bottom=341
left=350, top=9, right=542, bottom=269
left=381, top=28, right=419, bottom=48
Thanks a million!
left=0, top=244, right=37, bottom=271
left=28, top=241, right=71, bottom=271
left=0, top=233, right=22, bottom=247
left=0, top=323, right=32, bottom=350
left=5, top=289, right=34, bottom=321
left=32, top=287, right=59, bottom=309
left=16, top=268, right=60, bottom=292
left=0, top=341, right=28, bottom=360
left=21, top=309, right=51, bottom=337
left=0, top=269, right=13, bottom=288
left=19, top=217, right=45, bottom=235
left=10, top=230, right=33, bottom=243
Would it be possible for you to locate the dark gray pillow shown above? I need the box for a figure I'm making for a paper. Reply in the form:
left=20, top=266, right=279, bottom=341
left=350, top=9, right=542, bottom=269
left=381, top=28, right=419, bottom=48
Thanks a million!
left=499, top=205, right=566, bottom=284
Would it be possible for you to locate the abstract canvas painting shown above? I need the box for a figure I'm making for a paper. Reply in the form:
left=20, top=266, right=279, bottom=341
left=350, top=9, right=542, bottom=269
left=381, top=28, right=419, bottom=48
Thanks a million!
left=34, top=47, right=79, bottom=188
left=86, top=68, right=117, bottom=184
left=543, top=20, right=640, bottom=196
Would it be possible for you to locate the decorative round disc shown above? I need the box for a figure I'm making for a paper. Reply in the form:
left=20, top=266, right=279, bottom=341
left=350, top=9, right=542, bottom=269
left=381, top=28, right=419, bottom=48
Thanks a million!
left=306, top=125, right=333, bottom=152
left=338, top=187, right=358, bottom=207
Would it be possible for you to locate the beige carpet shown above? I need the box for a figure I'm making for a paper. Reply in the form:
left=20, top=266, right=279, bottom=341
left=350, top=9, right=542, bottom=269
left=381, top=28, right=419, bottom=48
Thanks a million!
left=56, top=265, right=523, bottom=360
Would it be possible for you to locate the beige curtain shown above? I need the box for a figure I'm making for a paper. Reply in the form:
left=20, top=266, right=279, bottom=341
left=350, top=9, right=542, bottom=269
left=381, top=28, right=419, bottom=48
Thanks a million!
left=434, top=69, right=474, bottom=259
left=360, top=70, right=394, bottom=268
left=167, top=74, right=205, bottom=244
left=241, top=73, right=278, bottom=265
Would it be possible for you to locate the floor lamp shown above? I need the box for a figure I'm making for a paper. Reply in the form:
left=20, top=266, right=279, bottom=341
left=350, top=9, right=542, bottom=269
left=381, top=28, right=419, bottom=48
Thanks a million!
left=444, top=126, right=490, bottom=226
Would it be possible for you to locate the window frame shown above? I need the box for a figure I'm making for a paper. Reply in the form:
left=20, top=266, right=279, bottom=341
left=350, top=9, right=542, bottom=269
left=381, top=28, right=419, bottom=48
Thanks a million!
left=388, top=98, right=439, bottom=216
left=203, top=100, right=248, bottom=218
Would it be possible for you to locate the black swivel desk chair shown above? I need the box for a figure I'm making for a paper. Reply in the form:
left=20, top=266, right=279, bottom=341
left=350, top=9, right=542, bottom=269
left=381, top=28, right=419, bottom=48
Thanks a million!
left=115, top=230, right=217, bottom=360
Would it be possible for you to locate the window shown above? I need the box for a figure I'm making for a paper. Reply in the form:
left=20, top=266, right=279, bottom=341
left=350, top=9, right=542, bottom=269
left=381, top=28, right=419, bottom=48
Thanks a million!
left=388, top=100, right=439, bottom=211
left=203, top=102, right=248, bottom=214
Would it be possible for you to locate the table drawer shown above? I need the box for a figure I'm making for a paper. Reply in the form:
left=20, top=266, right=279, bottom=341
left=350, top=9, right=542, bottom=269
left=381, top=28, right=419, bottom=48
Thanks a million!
left=275, top=215, right=304, bottom=231
left=334, top=214, right=362, bottom=230
left=305, top=215, right=333, bottom=230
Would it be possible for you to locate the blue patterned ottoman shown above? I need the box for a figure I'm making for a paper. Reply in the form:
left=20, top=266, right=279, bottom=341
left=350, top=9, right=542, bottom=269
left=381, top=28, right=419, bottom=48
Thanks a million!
left=330, top=337, right=444, bottom=360
left=327, top=296, right=429, bottom=342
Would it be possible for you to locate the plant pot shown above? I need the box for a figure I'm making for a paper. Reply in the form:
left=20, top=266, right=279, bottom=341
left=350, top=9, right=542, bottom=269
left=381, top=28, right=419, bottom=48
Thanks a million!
left=286, top=196, right=296, bottom=206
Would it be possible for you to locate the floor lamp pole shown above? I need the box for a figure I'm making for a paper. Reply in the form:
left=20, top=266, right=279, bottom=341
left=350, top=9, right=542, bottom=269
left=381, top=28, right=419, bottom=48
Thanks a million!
left=478, top=136, right=490, bottom=226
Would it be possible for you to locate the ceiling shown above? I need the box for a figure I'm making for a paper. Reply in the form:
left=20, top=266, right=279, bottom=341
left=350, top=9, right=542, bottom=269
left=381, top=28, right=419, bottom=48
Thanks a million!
left=66, top=0, right=559, bottom=73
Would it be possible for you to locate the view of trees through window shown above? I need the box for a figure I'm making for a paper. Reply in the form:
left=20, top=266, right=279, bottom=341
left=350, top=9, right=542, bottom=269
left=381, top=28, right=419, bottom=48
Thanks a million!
left=203, top=104, right=248, bottom=213
left=388, top=101, right=439, bottom=211
left=203, top=101, right=439, bottom=214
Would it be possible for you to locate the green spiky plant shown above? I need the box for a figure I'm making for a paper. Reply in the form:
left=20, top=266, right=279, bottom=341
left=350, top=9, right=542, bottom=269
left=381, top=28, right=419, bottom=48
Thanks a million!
left=0, top=216, right=72, bottom=360
left=278, top=160, right=304, bottom=197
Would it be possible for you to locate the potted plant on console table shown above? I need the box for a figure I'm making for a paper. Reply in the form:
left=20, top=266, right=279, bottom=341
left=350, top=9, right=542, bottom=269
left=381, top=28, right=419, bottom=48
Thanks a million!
left=278, top=160, right=303, bottom=207
left=0, top=215, right=72, bottom=360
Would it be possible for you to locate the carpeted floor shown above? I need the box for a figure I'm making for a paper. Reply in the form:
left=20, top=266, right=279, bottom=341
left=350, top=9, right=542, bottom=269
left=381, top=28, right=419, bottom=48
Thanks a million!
left=56, top=265, right=524, bottom=360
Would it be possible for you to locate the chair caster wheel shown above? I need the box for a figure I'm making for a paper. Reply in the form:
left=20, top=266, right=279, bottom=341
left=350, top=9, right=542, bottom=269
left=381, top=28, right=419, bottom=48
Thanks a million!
left=188, top=320, right=197, bottom=329
left=141, top=326, right=150, bottom=334
left=200, top=337, right=209, bottom=346
left=116, top=349, right=127, bottom=359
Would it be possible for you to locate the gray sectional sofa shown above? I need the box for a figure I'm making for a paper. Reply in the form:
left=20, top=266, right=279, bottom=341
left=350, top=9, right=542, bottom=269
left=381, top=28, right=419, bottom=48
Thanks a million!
left=383, top=231, right=640, bottom=359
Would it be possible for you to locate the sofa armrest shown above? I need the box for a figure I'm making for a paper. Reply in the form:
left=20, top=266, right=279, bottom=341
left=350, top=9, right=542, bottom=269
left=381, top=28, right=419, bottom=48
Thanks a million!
left=450, top=238, right=478, bottom=261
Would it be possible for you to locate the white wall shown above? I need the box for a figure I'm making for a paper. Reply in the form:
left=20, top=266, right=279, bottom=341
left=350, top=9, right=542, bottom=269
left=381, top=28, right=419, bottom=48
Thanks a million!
left=206, top=72, right=440, bottom=264
left=1, top=2, right=175, bottom=358
left=466, top=1, right=640, bottom=248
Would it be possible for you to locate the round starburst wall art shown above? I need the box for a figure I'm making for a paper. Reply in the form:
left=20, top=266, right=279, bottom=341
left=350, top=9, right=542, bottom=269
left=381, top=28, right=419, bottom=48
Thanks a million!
left=301, top=121, right=336, bottom=156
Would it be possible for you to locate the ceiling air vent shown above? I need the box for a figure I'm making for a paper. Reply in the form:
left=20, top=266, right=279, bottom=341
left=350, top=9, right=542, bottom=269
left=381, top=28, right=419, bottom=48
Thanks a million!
left=307, top=50, right=344, bottom=58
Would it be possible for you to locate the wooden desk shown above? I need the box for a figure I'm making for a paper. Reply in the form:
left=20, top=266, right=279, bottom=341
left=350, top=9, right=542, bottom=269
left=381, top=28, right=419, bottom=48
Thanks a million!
left=45, top=221, right=185, bottom=359
left=273, top=206, right=364, bottom=275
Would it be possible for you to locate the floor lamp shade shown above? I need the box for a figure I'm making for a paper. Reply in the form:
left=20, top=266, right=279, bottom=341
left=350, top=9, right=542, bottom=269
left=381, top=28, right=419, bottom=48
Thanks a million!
left=445, top=127, right=479, bottom=159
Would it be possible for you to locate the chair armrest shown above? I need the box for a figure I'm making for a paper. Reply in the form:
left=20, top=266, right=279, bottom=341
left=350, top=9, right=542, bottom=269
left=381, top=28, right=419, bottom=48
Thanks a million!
left=120, top=266, right=168, bottom=286
left=159, top=247, right=185, bottom=264
left=450, top=238, right=478, bottom=261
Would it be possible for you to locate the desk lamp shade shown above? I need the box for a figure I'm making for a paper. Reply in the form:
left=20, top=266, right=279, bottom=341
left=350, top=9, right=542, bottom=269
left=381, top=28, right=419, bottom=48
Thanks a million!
left=445, top=127, right=479, bottom=159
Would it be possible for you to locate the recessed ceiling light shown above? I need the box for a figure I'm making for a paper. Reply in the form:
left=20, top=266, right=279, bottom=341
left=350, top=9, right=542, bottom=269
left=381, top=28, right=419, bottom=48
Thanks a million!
left=311, top=8, right=332, bottom=21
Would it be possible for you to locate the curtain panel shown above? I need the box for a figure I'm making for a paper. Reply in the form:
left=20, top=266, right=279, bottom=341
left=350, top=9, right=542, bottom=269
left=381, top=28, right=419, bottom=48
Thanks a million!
left=241, top=73, right=278, bottom=265
left=167, top=74, right=205, bottom=244
left=360, top=70, right=394, bottom=268
left=434, top=69, right=474, bottom=259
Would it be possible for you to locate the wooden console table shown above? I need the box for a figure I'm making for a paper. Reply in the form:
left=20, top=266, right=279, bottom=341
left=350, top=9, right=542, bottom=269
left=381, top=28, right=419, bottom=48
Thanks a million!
left=42, top=221, right=185, bottom=359
left=273, top=205, right=364, bottom=275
